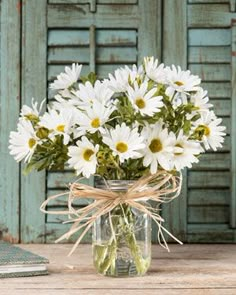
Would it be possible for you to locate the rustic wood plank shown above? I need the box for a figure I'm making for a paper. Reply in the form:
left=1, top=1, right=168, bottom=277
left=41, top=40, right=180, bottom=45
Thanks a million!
left=48, top=4, right=139, bottom=28
left=188, top=4, right=233, bottom=28
left=47, top=172, right=93, bottom=188
left=188, top=189, right=230, bottom=205
left=1, top=244, right=236, bottom=294
left=189, top=0, right=230, bottom=3
left=222, top=135, right=231, bottom=151
left=138, top=0, right=161, bottom=61
left=21, top=0, right=47, bottom=243
left=189, top=64, right=231, bottom=81
left=187, top=224, right=235, bottom=242
left=188, top=46, right=231, bottom=63
left=48, top=47, right=137, bottom=64
left=211, top=99, right=231, bottom=116
left=221, top=117, right=230, bottom=134
left=188, top=29, right=231, bottom=46
left=48, top=29, right=137, bottom=47
left=202, top=82, right=231, bottom=98
left=188, top=205, right=229, bottom=223
left=231, top=19, right=236, bottom=228
left=45, top=223, right=91, bottom=243
left=49, top=0, right=137, bottom=3
left=188, top=171, right=231, bottom=188
left=0, top=0, right=21, bottom=243
left=47, top=189, right=93, bottom=206
left=192, top=153, right=230, bottom=170
left=162, top=0, right=187, bottom=242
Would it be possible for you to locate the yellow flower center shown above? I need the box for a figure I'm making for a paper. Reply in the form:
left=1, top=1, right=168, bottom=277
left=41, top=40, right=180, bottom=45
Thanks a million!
left=174, top=143, right=184, bottom=156
left=149, top=138, right=162, bottom=153
left=28, top=138, right=36, bottom=149
left=203, top=125, right=210, bottom=136
left=135, top=97, right=146, bottom=109
left=116, top=142, right=128, bottom=153
left=174, top=81, right=184, bottom=86
left=83, top=149, right=94, bottom=161
left=91, top=118, right=100, bottom=128
left=195, top=125, right=211, bottom=137
left=56, top=124, right=65, bottom=132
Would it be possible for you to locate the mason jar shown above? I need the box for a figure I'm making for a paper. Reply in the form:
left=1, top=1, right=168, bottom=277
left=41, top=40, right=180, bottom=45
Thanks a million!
left=93, top=179, right=152, bottom=277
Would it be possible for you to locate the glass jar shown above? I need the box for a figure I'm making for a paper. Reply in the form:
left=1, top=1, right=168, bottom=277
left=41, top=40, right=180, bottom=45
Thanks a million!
left=92, top=179, right=152, bottom=277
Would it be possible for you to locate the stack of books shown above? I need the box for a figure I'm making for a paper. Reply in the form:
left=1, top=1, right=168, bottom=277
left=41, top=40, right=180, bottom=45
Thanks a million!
left=0, top=241, right=49, bottom=278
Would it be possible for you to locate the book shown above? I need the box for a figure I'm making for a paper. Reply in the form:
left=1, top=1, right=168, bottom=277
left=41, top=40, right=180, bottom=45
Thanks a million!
left=0, top=241, right=49, bottom=278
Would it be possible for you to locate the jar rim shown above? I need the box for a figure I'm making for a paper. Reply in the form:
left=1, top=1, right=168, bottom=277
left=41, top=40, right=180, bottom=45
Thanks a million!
left=94, top=178, right=136, bottom=191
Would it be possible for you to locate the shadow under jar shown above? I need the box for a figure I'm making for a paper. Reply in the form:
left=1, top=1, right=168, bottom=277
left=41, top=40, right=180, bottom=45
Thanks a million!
left=93, top=179, right=152, bottom=277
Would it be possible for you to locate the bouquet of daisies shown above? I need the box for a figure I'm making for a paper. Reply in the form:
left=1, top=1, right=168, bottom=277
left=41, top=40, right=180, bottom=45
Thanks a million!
left=9, top=57, right=225, bottom=179
left=9, top=57, right=226, bottom=276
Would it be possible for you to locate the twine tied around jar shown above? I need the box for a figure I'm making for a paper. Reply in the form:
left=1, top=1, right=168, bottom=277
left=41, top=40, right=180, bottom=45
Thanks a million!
left=40, top=170, right=183, bottom=256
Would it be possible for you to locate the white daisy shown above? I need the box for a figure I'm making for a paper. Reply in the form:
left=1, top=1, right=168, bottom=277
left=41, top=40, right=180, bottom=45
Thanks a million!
left=21, top=98, right=45, bottom=120
left=108, top=65, right=144, bottom=93
left=190, top=87, right=212, bottom=112
left=9, top=120, right=39, bottom=163
left=172, top=130, right=202, bottom=171
left=165, top=65, right=201, bottom=103
left=39, top=109, right=75, bottom=144
left=144, top=56, right=166, bottom=83
left=68, top=136, right=99, bottom=178
left=102, top=123, right=145, bottom=163
left=193, top=111, right=226, bottom=151
left=141, top=123, right=175, bottom=173
left=73, top=80, right=114, bottom=108
left=52, top=94, right=79, bottom=112
left=75, top=100, right=114, bottom=137
left=127, top=81, right=163, bottom=116
left=50, top=63, right=82, bottom=91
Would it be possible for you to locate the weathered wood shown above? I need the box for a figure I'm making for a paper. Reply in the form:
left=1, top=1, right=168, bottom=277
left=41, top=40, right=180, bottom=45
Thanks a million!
left=0, top=0, right=21, bottom=243
left=48, top=29, right=137, bottom=47
left=188, top=4, right=233, bottom=27
left=49, top=0, right=137, bottom=3
left=187, top=224, right=235, bottom=242
left=188, top=29, right=231, bottom=46
left=192, top=153, right=230, bottom=170
left=21, top=0, right=47, bottom=243
left=162, top=0, right=187, bottom=242
left=188, top=47, right=231, bottom=63
left=48, top=47, right=137, bottom=64
left=188, top=189, right=230, bottom=205
left=222, top=135, right=231, bottom=152
left=221, top=117, right=230, bottom=134
left=189, top=0, right=230, bottom=3
left=188, top=205, right=229, bottom=223
left=1, top=244, right=236, bottom=294
left=231, top=19, right=236, bottom=228
left=188, top=171, right=231, bottom=188
left=137, top=0, right=161, bottom=61
left=47, top=189, right=92, bottom=206
left=211, top=99, right=231, bottom=116
left=48, top=4, right=139, bottom=28
left=47, top=172, right=93, bottom=189
left=202, top=82, right=231, bottom=98
left=45, top=223, right=91, bottom=243
left=189, top=64, right=231, bottom=81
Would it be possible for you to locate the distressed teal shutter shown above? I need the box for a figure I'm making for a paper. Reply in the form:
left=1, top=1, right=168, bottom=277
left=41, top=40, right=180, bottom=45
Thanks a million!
left=1, top=0, right=236, bottom=244
left=0, top=0, right=21, bottom=243
left=162, top=0, right=236, bottom=243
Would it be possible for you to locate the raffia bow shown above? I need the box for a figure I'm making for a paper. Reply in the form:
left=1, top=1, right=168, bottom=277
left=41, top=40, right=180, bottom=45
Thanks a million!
left=40, top=170, right=183, bottom=256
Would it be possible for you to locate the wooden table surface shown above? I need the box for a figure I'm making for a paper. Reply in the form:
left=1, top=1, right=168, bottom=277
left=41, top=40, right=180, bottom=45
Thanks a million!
left=0, top=244, right=236, bottom=295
